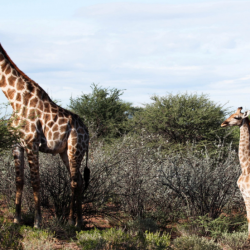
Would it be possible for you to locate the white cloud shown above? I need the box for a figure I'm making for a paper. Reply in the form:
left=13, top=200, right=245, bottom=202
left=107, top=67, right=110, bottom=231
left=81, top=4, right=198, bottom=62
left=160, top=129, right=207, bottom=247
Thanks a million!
left=0, top=1, right=250, bottom=111
left=75, top=2, right=230, bottom=21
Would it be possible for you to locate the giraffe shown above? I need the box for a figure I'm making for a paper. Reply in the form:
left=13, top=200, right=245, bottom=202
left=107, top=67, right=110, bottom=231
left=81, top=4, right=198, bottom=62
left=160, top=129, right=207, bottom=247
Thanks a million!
left=0, top=44, right=90, bottom=228
left=221, top=107, right=250, bottom=239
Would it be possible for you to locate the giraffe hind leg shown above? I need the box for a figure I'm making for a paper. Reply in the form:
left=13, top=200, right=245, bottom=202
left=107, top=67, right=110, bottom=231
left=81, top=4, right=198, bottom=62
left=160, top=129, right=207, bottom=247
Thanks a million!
left=13, top=146, right=24, bottom=224
left=59, top=151, right=75, bottom=226
left=63, top=151, right=83, bottom=228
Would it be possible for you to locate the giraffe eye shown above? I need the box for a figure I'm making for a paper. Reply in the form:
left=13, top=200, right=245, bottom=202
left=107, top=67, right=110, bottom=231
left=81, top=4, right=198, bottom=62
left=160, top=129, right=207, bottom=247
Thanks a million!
left=234, top=116, right=241, bottom=120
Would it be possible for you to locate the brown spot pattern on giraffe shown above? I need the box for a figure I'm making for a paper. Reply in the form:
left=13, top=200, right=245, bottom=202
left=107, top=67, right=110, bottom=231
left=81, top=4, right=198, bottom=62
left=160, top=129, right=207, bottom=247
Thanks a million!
left=10, top=102, right=14, bottom=109
left=27, top=82, right=35, bottom=94
left=16, top=78, right=23, bottom=91
left=21, top=107, right=28, bottom=117
left=22, top=94, right=30, bottom=106
left=0, top=53, right=4, bottom=61
left=52, top=114, right=58, bottom=122
left=60, top=124, right=68, bottom=132
left=51, top=107, right=58, bottom=113
left=44, top=113, right=51, bottom=122
left=12, top=69, right=18, bottom=77
left=29, top=97, right=38, bottom=108
left=37, top=101, right=43, bottom=111
left=16, top=93, right=21, bottom=102
left=15, top=103, right=21, bottom=111
left=0, top=75, right=7, bottom=87
left=1, top=60, right=8, bottom=72
left=53, top=124, right=59, bottom=131
left=36, top=109, right=42, bottom=119
left=8, top=75, right=17, bottom=87
left=31, top=123, right=36, bottom=132
left=36, top=88, right=43, bottom=99
left=59, top=118, right=68, bottom=125
left=7, top=88, right=15, bottom=99
left=47, top=121, right=54, bottom=128
left=53, top=132, right=60, bottom=140
left=5, top=65, right=11, bottom=75
left=25, top=134, right=33, bottom=143
left=48, top=131, right=52, bottom=140
left=44, top=102, right=50, bottom=112
left=29, top=110, right=37, bottom=121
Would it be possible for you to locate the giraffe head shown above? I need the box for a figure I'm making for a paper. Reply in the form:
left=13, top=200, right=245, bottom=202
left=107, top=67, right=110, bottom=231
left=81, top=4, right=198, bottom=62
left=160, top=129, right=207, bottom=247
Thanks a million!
left=221, top=107, right=250, bottom=127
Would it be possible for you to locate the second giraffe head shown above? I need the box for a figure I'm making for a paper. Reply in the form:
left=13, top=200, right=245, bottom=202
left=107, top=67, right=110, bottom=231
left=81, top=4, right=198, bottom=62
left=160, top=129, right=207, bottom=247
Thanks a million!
left=221, top=107, right=250, bottom=127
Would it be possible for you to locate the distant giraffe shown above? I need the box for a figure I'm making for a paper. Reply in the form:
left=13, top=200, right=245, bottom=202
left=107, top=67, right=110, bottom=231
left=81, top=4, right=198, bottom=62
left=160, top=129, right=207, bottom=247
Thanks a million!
left=221, top=107, right=250, bottom=239
left=0, top=44, right=90, bottom=228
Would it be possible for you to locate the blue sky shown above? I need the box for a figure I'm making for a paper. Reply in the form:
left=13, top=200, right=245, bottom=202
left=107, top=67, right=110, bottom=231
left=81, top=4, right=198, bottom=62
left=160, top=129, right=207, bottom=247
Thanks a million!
left=0, top=0, right=250, bottom=111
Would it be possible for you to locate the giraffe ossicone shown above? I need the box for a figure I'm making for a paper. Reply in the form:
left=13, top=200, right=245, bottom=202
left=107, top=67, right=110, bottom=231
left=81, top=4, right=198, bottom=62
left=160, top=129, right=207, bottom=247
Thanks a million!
left=221, top=107, right=250, bottom=240
left=0, top=44, right=90, bottom=228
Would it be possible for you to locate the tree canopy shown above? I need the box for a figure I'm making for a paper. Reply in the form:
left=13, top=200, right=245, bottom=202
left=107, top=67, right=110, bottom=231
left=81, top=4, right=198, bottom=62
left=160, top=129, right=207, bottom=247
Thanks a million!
left=68, top=84, right=137, bottom=140
left=129, top=93, right=237, bottom=147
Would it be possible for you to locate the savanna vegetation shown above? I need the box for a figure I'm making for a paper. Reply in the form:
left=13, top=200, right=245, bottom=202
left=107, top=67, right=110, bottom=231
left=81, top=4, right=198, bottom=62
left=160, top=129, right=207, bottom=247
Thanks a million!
left=0, top=86, right=247, bottom=249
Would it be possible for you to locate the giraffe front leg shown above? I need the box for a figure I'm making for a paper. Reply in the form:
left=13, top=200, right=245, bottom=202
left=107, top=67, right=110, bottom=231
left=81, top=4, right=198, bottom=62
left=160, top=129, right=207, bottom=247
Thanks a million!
left=13, top=146, right=24, bottom=225
left=238, top=177, right=250, bottom=242
left=26, top=149, right=41, bottom=228
left=243, top=195, right=250, bottom=241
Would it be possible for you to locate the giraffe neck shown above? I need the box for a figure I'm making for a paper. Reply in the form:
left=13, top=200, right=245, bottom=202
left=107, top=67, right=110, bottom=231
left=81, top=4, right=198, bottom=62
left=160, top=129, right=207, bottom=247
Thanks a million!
left=239, top=118, right=250, bottom=174
left=0, top=44, right=50, bottom=114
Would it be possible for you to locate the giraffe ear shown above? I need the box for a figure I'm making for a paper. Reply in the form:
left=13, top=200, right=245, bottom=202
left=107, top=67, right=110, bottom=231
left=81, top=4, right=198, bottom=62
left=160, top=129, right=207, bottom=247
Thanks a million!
left=243, top=110, right=250, bottom=118
left=236, top=107, right=243, bottom=114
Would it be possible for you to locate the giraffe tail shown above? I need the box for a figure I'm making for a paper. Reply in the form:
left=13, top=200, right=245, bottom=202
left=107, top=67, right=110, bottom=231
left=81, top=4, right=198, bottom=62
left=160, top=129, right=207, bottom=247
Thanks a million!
left=84, top=145, right=90, bottom=191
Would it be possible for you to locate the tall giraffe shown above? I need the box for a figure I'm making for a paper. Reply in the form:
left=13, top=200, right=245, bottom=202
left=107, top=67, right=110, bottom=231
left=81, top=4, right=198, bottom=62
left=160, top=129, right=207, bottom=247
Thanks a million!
left=221, top=107, right=250, bottom=239
left=0, top=44, right=90, bottom=228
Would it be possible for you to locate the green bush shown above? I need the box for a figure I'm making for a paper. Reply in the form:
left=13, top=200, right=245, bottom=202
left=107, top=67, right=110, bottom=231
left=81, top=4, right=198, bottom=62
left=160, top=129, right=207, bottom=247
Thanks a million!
left=177, top=214, right=246, bottom=239
left=76, top=228, right=131, bottom=250
left=219, top=231, right=248, bottom=250
left=20, top=226, right=55, bottom=250
left=126, top=218, right=159, bottom=233
left=68, top=84, right=137, bottom=141
left=0, top=220, right=22, bottom=250
left=173, top=235, right=222, bottom=250
left=0, top=103, right=20, bottom=153
left=76, top=228, right=171, bottom=250
left=144, top=231, right=171, bottom=250
left=130, top=93, right=237, bottom=150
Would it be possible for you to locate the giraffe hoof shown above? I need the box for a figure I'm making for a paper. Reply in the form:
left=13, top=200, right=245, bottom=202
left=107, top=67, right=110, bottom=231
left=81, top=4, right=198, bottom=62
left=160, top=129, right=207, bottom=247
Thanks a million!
left=34, top=223, right=40, bottom=229
left=14, top=217, right=21, bottom=224
left=34, top=218, right=41, bottom=229
left=75, top=220, right=83, bottom=228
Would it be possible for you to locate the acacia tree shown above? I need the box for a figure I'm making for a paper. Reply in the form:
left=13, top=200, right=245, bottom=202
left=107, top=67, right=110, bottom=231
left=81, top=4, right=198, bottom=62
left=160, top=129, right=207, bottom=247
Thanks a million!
left=129, top=93, right=237, bottom=148
left=68, top=84, right=137, bottom=141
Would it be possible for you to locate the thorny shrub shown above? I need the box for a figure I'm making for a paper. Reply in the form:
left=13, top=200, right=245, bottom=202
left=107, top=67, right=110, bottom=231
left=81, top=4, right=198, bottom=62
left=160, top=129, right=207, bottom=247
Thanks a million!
left=158, top=143, right=242, bottom=218
left=0, top=134, right=244, bottom=225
